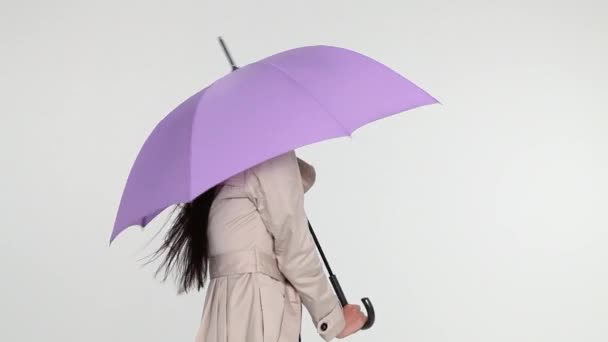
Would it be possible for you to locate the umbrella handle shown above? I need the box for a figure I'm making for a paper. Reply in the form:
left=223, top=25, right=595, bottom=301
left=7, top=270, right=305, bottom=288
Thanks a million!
left=360, top=297, right=376, bottom=330
left=329, top=275, right=375, bottom=330
left=309, top=220, right=376, bottom=330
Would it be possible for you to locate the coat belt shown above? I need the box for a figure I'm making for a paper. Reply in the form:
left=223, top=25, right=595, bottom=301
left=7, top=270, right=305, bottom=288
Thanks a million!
left=209, top=248, right=286, bottom=283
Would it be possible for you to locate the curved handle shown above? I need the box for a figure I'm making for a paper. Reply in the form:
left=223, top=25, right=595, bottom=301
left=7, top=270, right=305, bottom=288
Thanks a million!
left=360, top=297, right=375, bottom=330
left=307, top=221, right=375, bottom=331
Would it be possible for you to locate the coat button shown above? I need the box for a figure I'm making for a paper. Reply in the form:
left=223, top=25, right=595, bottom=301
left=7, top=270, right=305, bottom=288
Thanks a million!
left=320, top=323, right=328, bottom=331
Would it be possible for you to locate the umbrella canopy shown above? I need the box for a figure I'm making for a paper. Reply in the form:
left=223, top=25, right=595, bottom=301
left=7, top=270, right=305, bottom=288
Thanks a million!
left=111, top=44, right=438, bottom=242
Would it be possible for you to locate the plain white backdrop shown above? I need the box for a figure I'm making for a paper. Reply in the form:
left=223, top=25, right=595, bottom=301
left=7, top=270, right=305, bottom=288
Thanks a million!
left=1, top=0, right=607, bottom=341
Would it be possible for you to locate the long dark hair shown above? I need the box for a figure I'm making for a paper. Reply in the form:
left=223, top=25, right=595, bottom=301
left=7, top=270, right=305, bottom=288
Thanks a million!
left=151, top=186, right=218, bottom=293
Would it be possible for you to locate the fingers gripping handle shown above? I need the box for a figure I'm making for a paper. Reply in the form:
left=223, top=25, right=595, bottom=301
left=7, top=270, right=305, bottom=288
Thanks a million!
left=330, top=275, right=376, bottom=330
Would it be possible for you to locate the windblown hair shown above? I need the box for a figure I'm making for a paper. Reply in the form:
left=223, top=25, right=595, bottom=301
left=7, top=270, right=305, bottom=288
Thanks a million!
left=151, top=186, right=217, bottom=293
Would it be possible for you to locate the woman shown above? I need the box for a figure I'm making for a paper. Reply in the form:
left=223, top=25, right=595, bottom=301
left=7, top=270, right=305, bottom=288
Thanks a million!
left=154, top=150, right=367, bottom=341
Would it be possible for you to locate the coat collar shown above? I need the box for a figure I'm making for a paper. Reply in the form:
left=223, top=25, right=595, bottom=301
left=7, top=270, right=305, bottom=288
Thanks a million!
left=296, top=157, right=316, bottom=193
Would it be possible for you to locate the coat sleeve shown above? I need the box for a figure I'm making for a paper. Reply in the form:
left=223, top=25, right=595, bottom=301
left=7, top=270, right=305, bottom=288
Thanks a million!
left=249, top=151, right=346, bottom=341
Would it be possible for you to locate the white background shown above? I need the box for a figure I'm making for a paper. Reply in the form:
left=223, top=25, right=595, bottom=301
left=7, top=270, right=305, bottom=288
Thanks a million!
left=1, top=0, right=607, bottom=341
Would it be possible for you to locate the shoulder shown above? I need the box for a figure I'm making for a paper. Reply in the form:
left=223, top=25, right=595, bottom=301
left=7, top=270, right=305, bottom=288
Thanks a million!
left=247, top=150, right=316, bottom=194
left=246, top=151, right=302, bottom=202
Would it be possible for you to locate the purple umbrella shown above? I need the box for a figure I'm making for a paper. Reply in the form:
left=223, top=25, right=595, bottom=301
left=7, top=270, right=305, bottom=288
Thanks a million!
left=112, top=38, right=439, bottom=330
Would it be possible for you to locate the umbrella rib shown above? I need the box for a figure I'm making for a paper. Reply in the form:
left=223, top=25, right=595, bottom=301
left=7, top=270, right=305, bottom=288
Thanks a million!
left=258, top=61, right=352, bottom=137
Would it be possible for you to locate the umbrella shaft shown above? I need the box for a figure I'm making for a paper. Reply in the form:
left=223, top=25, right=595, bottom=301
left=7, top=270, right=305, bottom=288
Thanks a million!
left=307, top=220, right=348, bottom=306
left=218, top=37, right=238, bottom=71
left=330, top=275, right=348, bottom=306
left=307, top=220, right=333, bottom=274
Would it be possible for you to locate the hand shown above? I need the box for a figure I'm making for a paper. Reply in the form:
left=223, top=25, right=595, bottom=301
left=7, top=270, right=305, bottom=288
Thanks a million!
left=337, top=304, right=367, bottom=339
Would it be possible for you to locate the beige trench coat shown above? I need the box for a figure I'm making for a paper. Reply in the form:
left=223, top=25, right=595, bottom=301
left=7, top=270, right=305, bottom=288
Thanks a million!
left=194, top=151, right=346, bottom=342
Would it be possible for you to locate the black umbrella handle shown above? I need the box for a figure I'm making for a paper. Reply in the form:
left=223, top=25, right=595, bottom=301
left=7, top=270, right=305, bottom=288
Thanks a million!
left=308, top=220, right=376, bottom=330
left=359, top=297, right=376, bottom=330
left=329, top=274, right=376, bottom=330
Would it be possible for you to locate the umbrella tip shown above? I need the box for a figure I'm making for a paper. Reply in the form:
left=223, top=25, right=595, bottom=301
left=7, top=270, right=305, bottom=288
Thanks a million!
left=218, top=36, right=239, bottom=72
